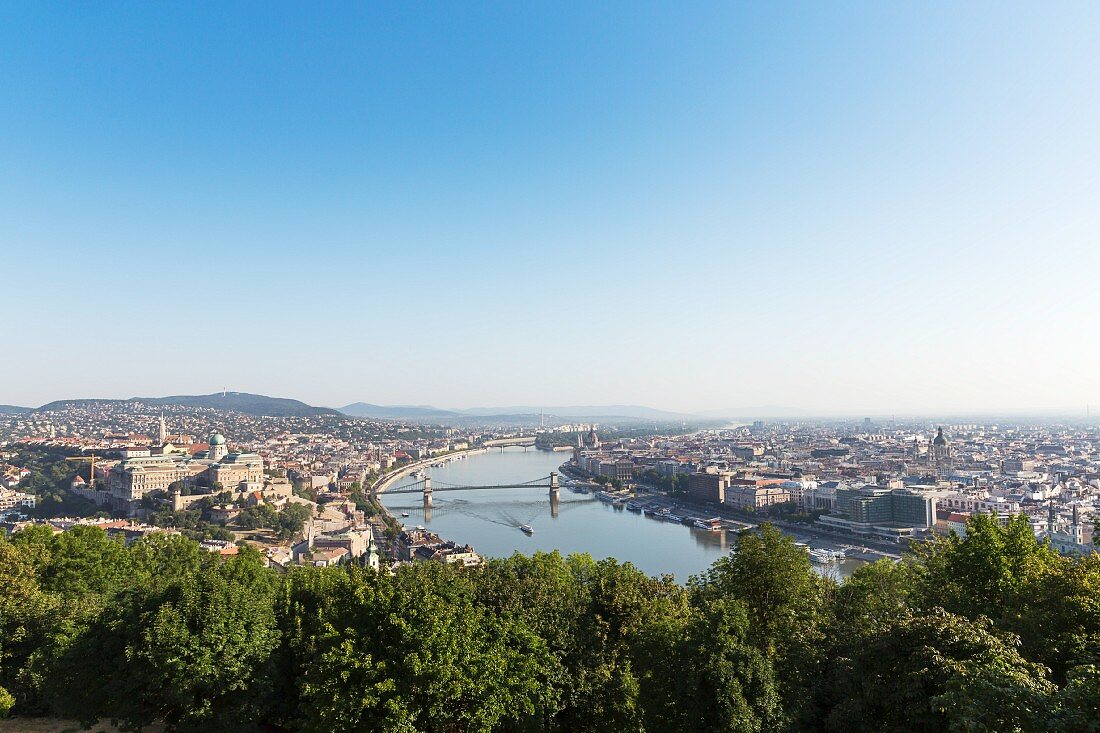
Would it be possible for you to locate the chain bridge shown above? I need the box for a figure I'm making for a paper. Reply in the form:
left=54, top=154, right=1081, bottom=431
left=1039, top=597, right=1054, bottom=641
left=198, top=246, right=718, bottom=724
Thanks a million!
left=379, top=471, right=560, bottom=507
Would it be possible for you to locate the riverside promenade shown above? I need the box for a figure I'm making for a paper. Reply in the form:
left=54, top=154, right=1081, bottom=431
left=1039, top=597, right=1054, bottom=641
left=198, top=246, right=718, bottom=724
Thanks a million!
left=369, top=447, right=489, bottom=499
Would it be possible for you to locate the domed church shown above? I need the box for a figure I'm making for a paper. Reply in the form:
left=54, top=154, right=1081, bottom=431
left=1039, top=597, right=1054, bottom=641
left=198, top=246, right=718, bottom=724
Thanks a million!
left=910, top=427, right=954, bottom=480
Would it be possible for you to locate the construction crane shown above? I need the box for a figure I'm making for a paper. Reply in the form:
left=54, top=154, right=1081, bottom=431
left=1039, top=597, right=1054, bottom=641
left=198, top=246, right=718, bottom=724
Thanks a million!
left=65, top=454, right=99, bottom=489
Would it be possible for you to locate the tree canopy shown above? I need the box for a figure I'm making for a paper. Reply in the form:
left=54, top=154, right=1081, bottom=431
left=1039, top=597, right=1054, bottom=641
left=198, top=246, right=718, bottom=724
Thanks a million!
left=0, top=516, right=1097, bottom=731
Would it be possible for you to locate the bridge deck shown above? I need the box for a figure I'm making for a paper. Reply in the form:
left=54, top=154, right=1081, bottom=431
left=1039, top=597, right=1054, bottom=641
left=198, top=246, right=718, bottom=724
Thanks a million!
left=381, top=474, right=557, bottom=494
left=385, top=482, right=555, bottom=494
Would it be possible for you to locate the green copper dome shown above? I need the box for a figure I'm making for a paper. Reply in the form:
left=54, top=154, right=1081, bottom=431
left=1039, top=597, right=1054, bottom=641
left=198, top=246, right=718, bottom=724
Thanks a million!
left=210, top=432, right=227, bottom=445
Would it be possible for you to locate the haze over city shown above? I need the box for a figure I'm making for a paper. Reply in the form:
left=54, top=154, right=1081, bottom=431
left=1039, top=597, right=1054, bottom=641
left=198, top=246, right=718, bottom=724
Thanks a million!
left=4, top=2, right=1100, bottom=413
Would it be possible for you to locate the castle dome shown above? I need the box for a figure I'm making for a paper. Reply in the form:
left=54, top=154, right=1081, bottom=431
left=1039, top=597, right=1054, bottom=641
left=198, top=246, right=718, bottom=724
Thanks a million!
left=210, top=432, right=227, bottom=446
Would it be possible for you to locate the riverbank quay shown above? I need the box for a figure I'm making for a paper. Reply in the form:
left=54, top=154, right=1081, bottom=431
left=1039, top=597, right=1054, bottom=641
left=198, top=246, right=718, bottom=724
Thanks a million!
left=366, top=447, right=493, bottom=557
left=631, top=486, right=903, bottom=561
left=561, top=460, right=895, bottom=565
left=558, top=463, right=601, bottom=486
left=561, top=459, right=896, bottom=563
left=370, top=447, right=490, bottom=496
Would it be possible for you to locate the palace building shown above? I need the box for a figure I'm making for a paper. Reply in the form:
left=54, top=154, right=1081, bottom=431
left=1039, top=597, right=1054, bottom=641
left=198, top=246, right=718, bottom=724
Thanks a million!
left=107, top=430, right=263, bottom=512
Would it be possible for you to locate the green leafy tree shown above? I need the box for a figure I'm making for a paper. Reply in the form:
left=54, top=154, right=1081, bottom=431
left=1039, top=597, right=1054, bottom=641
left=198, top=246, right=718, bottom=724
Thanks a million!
left=0, top=685, right=13, bottom=718
left=476, top=552, right=688, bottom=733
left=1049, top=655, right=1100, bottom=732
left=830, top=557, right=914, bottom=631
left=692, top=523, right=829, bottom=726
left=51, top=550, right=278, bottom=732
left=635, top=596, right=780, bottom=732
left=823, top=609, right=1056, bottom=733
left=1, top=527, right=127, bottom=715
left=269, top=566, right=356, bottom=726
left=238, top=502, right=279, bottom=530
left=910, top=513, right=1095, bottom=682
left=0, top=539, right=53, bottom=714
left=32, top=524, right=133, bottom=599
left=238, top=502, right=311, bottom=540
left=127, top=533, right=213, bottom=590
left=0, top=506, right=1098, bottom=732
left=276, top=502, right=312, bottom=540
left=295, top=561, right=556, bottom=733
left=911, top=514, right=1058, bottom=618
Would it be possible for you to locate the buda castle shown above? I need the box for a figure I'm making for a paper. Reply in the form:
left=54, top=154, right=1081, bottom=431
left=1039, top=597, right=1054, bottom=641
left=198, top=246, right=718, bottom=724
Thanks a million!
left=107, top=425, right=264, bottom=512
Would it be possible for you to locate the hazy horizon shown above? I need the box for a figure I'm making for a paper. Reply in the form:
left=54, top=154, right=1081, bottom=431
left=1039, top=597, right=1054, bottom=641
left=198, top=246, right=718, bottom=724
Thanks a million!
left=4, top=3, right=1099, bottom=413
left=8, top=390, right=1100, bottom=422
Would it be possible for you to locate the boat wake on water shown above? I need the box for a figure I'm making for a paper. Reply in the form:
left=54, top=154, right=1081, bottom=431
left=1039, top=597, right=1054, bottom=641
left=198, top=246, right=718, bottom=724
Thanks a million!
left=494, top=507, right=540, bottom=529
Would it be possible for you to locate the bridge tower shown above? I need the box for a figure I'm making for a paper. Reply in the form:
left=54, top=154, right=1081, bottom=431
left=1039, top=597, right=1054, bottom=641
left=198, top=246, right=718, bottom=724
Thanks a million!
left=549, top=471, right=559, bottom=500
left=423, top=476, right=433, bottom=508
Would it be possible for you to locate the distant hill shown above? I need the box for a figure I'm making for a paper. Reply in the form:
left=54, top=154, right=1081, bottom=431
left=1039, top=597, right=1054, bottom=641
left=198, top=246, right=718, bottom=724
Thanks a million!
left=456, top=404, right=702, bottom=421
left=0, top=404, right=32, bottom=415
left=36, top=392, right=339, bottom=418
left=339, top=403, right=460, bottom=419
left=697, top=405, right=814, bottom=419
left=339, top=402, right=707, bottom=423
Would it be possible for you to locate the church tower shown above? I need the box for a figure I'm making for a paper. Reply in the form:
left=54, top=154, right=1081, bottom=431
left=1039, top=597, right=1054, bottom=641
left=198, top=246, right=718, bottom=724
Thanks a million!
left=158, top=414, right=167, bottom=447
left=929, top=427, right=953, bottom=479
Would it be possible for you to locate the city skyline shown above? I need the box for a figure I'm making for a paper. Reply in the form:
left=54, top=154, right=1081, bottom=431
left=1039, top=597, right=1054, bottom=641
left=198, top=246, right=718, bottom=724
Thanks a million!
left=4, top=3, right=1100, bottom=412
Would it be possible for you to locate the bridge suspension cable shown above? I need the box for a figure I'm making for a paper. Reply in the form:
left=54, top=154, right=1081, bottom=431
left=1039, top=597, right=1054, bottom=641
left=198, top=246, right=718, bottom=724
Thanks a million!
left=382, top=474, right=557, bottom=493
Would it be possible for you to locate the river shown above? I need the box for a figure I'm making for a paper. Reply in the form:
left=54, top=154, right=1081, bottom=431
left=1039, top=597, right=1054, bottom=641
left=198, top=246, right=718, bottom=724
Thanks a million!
left=379, top=447, right=862, bottom=582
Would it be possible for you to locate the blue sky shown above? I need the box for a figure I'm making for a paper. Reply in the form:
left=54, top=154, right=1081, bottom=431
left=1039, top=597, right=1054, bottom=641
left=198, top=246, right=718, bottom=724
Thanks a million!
left=3, top=2, right=1099, bottom=414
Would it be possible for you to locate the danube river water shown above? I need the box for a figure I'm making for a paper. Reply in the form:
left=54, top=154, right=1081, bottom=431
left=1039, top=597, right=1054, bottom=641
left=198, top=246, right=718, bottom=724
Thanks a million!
left=380, top=447, right=861, bottom=582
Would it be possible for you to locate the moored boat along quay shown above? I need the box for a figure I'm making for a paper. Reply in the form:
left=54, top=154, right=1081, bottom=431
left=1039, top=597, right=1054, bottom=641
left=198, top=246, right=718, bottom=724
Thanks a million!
left=557, top=461, right=902, bottom=561
left=625, top=486, right=903, bottom=562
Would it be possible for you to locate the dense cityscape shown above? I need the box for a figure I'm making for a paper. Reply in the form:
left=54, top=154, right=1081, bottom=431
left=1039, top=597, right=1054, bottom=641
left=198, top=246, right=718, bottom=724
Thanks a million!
left=3, top=397, right=1097, bottom=569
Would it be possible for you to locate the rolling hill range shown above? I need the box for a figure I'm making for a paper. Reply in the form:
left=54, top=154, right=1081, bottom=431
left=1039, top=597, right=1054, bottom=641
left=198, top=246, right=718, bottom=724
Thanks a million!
left=457, top=404, right=701, bottom=420
left=339, top=403, right=461, bottom=419
left=338, top=402, right=709, bottom=423
left=36, top=392, right=339, bottom=418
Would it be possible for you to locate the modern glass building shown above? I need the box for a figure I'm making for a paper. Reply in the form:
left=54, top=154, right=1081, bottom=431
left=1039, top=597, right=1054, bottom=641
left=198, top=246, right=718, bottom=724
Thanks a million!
left=835, top=485, right=935, bottom=528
